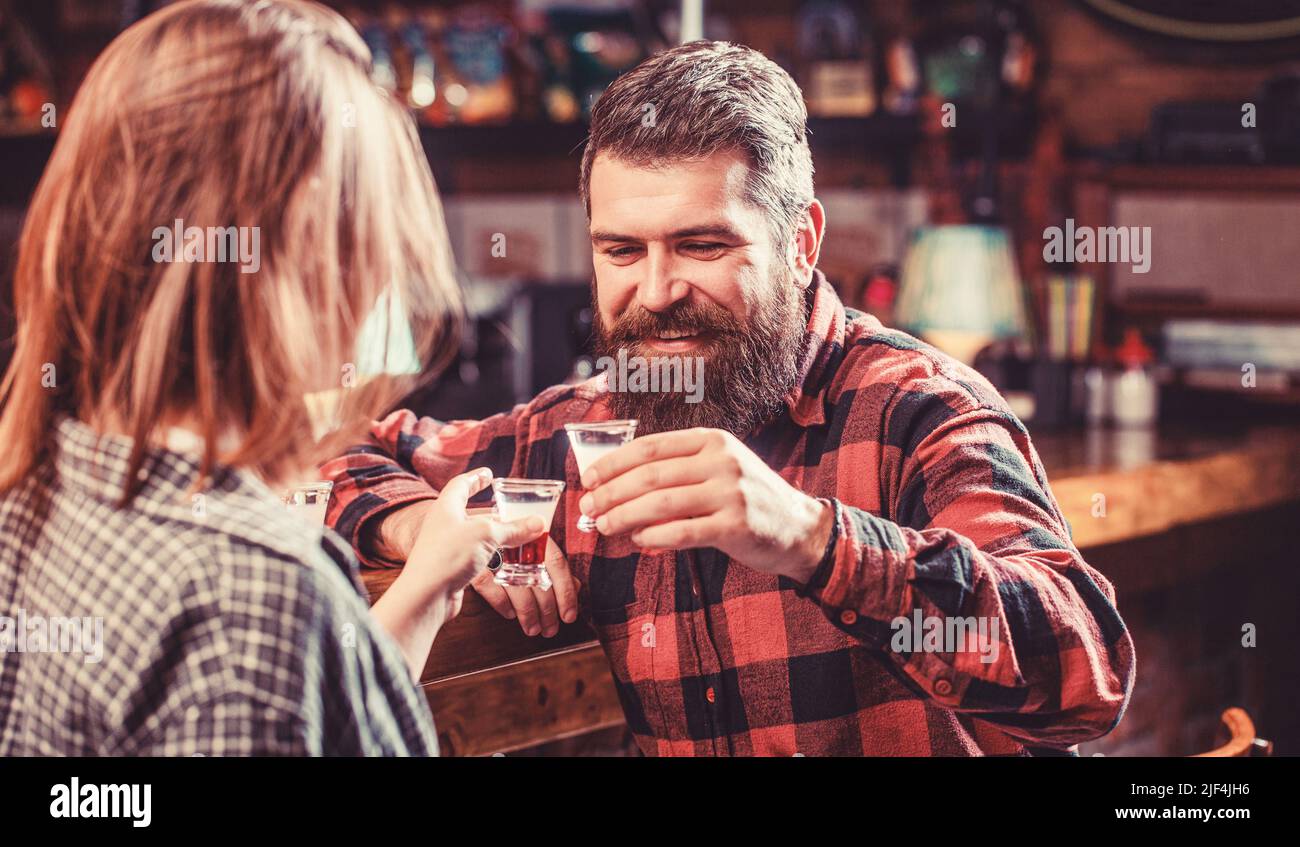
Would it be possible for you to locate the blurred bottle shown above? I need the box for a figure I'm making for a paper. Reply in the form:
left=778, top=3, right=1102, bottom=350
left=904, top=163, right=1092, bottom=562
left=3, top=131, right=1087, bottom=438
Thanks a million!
left=357, top=15, right=398, bottom=92
left=398, top=16, right=436, bottom=110
left=797, top=0, right=877, bottom=118
left=882, top=36, right=921, bottom=115
left=1110, top=328, right=1158, bottom=428
left=0, top=6, right=55, bottom=128
left=1083, top=362, right=1110, bottom=426
left=423, top=6, right=516, bottom=126
left=862, top=268, right=898, bottom=326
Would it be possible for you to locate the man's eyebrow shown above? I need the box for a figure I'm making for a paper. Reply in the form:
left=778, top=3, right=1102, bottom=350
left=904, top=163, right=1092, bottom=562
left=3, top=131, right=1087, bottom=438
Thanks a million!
left=590, top=224, right=743, bottom=243
left=669, top=225, right=744, bottom=240
left=590, top=230, right=638, bottom=243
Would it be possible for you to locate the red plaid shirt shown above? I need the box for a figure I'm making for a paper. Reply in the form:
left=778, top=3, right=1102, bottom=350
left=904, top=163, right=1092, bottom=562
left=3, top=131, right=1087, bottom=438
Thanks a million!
left=322, top=273, right=1135, bottom=756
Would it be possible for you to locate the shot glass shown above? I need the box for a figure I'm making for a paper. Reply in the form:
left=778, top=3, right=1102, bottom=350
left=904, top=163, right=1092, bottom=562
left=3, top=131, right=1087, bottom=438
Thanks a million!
left=491, top=478, right=565, bottom=589
left=282, top=481, right=333, bottom=526
left=564, top=419, right=637, bottom=533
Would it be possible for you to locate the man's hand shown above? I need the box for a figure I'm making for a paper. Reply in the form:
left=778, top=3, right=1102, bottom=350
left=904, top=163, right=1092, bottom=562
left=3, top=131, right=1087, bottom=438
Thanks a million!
left=402, top=469, right=547, bottom=613
left=369, top=490, right=582, bottom=637
left=577, top=428, right=834, bottom=585
left=470, top=540, right=581, bottom=638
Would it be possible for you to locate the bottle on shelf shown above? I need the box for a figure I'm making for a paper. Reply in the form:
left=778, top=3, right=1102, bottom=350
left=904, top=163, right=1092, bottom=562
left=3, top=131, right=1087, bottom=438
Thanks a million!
left=796, top=0, right=877, bottom=118
left=1110, top=328, right=1159, bottom=428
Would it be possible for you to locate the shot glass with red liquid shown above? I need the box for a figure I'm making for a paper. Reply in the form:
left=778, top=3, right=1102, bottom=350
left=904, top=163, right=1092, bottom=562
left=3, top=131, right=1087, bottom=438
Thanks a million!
left=491, top=478, right=565, bottom=589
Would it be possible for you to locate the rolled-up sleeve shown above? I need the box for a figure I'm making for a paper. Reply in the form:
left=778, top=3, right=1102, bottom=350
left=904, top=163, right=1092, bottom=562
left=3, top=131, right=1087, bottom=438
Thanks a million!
left=321, top=406, right=524, bottom=567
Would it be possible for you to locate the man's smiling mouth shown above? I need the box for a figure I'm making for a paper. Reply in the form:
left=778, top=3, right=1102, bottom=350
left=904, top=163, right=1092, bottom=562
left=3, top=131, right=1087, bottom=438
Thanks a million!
left=642, top=329, right=711, bottom=352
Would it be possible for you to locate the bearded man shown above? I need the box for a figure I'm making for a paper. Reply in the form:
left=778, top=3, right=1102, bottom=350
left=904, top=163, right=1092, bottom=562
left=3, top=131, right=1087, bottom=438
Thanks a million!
left=322, top=41, right=1134, bottom=756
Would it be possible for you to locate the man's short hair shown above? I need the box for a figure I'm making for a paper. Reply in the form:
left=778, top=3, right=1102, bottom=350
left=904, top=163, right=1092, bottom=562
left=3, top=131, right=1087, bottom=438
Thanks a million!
left=580, top=40, right=815, bottom=248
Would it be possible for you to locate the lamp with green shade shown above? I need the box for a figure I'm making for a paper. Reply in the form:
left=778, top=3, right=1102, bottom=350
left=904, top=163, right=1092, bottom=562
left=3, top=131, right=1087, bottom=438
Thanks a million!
left=895, top=224, right=1029, bottom=365
left=304, top=287, right=423, bottom=441
left=353, top=287, right=423, bottom=377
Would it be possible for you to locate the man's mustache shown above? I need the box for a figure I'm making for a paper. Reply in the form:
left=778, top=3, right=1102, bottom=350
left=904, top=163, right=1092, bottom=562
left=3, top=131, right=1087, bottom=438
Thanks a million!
left=606, top=303, right=740, bottom=345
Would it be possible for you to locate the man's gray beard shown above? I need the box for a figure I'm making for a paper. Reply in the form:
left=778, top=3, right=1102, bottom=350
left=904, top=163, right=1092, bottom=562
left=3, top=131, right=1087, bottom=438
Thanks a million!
left=594, top=273, right=809, bottom=438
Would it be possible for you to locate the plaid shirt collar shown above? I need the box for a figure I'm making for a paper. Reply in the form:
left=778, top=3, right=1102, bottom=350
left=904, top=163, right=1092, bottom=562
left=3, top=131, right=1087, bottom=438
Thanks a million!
left=53, top=416, right=252, bottom=512
left=783, top=269, right=849, bottom=429
left=49, top=417, right=362, bottom=590
left=54, top=416, right=204, bottom=505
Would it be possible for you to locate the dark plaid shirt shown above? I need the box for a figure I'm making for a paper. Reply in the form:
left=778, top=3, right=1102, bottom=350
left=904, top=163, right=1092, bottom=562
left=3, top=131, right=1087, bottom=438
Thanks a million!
left=0, top=417, right=437, bottom=756
left=324, top=272, right=1135, bottom=756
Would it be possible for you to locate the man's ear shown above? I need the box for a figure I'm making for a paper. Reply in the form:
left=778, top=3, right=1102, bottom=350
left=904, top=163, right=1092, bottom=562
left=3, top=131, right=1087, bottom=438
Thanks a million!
left=787, top=199, right=826, bottom=289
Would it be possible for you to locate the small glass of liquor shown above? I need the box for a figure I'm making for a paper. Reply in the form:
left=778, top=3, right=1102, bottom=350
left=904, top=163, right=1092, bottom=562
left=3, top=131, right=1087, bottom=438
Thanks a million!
left=283, top=481, right=334, bottom=526
left=564, top=420, right=637, bottom=532
left=491, top=478, right=565, bottom=589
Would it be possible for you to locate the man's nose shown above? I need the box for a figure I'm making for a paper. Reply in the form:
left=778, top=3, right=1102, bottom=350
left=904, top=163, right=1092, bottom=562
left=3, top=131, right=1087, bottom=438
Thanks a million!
left=635, top=248, right=691, bottom=313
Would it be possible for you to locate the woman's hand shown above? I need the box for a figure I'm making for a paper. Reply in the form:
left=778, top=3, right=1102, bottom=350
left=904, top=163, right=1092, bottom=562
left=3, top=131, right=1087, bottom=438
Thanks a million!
left=367, top=474, right=583, bottom=639
left=370, top=468, right=545, bottom=680
left=406, top=467, right=544, bottom=612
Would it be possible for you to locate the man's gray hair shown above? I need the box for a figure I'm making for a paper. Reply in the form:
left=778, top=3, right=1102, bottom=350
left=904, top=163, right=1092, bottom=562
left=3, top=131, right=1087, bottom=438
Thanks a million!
left=579, top=41, right=815, bottom=248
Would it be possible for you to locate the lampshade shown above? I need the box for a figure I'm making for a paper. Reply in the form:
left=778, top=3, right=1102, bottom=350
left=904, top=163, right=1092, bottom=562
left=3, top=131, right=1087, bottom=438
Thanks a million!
left=895, top=225, right=1029, bottom=364
left=353, top=287, right=423, bottom=377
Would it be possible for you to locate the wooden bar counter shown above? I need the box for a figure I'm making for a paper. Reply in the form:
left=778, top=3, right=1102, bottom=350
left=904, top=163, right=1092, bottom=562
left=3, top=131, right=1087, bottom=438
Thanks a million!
left=362, top=423, right=1300, bottom=756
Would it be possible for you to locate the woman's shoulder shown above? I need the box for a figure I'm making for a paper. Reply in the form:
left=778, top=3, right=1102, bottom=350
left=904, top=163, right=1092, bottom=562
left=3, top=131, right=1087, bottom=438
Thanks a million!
left=99, top=497, right=420, bottom=747
left=110, top=487, right=384, bottom=696
left=156, top=489, right=372, bottom=644
left=190, top=485, right=366, bottom=596
left=96, top=507, right=427, bottom=754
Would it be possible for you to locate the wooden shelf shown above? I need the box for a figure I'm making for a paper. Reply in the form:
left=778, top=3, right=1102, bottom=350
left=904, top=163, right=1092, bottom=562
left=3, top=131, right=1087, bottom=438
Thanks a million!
left=0, top=114, right=932, bottom=205
left=1072, top=161, right=1300, bottom=192
left=416, top=113, right=923, bottom=158
left=1115, top=298, right=1300, bottom=322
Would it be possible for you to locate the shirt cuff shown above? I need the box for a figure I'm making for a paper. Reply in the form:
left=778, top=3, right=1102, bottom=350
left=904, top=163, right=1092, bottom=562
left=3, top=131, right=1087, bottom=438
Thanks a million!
left=339, top=490, right=438, bottom=569
left=792, top=497, right=840, bottom=599
left=792, top=497, right=913, bottom=646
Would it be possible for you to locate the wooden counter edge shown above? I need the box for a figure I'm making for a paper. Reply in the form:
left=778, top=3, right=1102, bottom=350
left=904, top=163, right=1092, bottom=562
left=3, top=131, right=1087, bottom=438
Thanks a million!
left=422, top=642, right=625, bottom=757
left=1050, top=435, right=1300, bottom=548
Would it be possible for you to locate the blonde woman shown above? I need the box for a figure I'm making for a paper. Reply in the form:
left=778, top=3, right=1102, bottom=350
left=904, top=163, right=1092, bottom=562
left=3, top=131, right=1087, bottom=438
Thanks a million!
left=0, top=0, right=539, bottom=755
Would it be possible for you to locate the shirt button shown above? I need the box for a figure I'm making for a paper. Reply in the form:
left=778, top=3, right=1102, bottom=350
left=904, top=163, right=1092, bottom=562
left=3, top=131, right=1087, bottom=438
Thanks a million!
left=839, top=609, right=858, bottom=625
left=935, top=678, right=954, bottom=697
left=705, top=687, right=716, bottom=704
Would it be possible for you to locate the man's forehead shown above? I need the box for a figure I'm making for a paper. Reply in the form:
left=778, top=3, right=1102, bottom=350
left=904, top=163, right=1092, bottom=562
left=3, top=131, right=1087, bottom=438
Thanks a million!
left=588, top=150, right=759, bottom=236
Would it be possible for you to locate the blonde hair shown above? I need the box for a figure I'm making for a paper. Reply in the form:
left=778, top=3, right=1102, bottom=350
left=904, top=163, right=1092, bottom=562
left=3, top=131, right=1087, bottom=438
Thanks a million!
left=0, top=0, right=460, bottom=499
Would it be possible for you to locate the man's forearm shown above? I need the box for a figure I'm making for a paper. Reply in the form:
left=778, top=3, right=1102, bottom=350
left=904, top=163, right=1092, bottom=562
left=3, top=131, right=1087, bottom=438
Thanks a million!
left=805, top=498, right=1133, bottom=744
left=362, top=500, right=437, bottom=563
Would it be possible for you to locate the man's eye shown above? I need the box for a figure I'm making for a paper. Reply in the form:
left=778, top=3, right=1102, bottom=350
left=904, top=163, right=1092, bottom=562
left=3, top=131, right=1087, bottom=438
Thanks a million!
left=607, top=246, right=640, bottom=259
left=683, top=242, right=725, bottom=256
